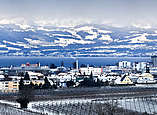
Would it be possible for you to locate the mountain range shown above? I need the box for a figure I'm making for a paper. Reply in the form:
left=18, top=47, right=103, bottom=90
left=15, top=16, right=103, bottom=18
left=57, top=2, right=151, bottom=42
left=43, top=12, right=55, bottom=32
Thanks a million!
left=0, top=23, right=157, bottom=57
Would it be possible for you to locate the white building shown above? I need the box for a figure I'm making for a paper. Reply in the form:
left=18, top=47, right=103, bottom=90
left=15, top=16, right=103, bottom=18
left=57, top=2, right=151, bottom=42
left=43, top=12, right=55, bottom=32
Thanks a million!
left=114, top=75, right=134, bottom=85
left=79, top=67, right=103, bottom=75
left=150, top=67, right=157, bottom=75
left=151, top=56, right=157, bottom=67
left=104, top=66, right=118, bottom=73
left=119, top=61, right=131, bottom=69
left=0, top=80, right=19, bottom=92
left=136, top=73, right=156, bottom=84
left=132, top=62, right=147, bottom=72
left=27, top=71, right=44, bottom=80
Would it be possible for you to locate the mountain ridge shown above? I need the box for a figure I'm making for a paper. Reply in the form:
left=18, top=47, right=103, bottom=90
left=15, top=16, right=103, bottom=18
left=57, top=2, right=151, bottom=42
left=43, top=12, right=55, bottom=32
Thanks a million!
left=0, top=23, right=157, bottom=57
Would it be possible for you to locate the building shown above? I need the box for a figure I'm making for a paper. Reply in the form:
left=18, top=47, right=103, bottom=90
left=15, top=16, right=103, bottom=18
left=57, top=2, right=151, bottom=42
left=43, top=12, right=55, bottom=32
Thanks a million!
left=0, top=62, right=50, bottom=76
left=0, top=80, right=19, bottom=92
left=151, top=56, right=157, bottom=67
left=114, top=75, right=134, bottom=85
left=150, top=67, right=157, bottom=75
left=132, top=62, right=147, bottom=72
left=21, top=62, right=40, bottom=68
left=27, top=71, right=44, bottom=80
left=119, top=61, right=131, bottom=69
left=104, top=66, right=118, bottom=73
left=25, top=79, right=45, bottom=86
left=79, top=67, right=103, bottom=75
left=137, top=73, right=156, bottom=84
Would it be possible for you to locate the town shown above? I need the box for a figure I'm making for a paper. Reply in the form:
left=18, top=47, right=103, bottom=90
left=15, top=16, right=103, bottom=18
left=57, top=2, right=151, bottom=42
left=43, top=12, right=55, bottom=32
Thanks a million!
left=0, top=56, right=157, bottom=93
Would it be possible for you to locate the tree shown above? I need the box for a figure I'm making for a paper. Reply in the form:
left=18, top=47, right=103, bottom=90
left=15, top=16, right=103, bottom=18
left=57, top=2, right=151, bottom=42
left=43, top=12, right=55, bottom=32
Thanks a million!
left=18, top=72, right=25, bottom=77
left=4, top=74, right=12, bottom=81
left=29, top=81, right=35, bottom=89
left=50, top=63, right=57, bottom=69
left=19, top=78, right=24, bottom=90
left=96, top=78, right=104, bottom=87
left=80, top=64, right=86, bottom=67
left=146, top=65, right=150, bottom=73
left=79, top=78, right=94, bottom=87
left=17, top=78, right=34, bottom=108
left=73, top=62, right=77, bottom=69
left=67, top=80, right=75, bottom=87
left=24, top=72, right=30, bottom=80
left=42, top=77, right=51, bottom=89
left=61, top=61, right=64, bottom=67
left=104, top=80, right=109, bottom=86
left=89, top=64, right=95, bottom=67
left=53, top=84, right=57, bottom=89
left=16, top=97, right=30, bottom=108
left=89, top=71, right=93, bottom=80
left=16, top=87, right=34, bottom=108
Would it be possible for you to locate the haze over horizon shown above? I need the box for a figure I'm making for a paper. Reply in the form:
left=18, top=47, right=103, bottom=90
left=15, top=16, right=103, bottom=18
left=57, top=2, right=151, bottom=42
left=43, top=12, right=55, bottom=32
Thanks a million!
left=0, top=0, right=157, bottom=28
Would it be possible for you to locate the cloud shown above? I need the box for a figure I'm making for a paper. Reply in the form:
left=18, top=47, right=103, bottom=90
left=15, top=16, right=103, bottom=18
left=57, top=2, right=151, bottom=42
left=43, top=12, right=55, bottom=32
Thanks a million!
left=0, top=0, right=157, bottom=27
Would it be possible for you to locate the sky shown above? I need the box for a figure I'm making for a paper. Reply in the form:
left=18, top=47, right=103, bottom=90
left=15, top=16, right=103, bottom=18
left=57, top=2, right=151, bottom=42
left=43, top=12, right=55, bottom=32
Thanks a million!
left=0, top=0, right=157, bottom=27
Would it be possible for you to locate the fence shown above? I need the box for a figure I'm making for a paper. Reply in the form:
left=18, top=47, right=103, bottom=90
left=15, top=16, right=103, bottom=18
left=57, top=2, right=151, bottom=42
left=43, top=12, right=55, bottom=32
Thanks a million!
left=31, top=96, right=157, bottom=115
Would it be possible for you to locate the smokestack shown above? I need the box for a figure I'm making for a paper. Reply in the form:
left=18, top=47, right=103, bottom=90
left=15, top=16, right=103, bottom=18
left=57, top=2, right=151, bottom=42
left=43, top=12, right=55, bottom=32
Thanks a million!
left=76, top=59, right=79, bottom=71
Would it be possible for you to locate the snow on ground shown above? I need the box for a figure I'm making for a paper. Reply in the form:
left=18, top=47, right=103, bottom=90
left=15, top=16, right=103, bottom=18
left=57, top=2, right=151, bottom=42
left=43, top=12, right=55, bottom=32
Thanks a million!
left=118, top=98, right=157, bottom=114
left=129, top=33, right=154, bottom=43
left=3, top=40, right=30, bottom=48
left=0, top=100, right=41, bottom=115
left=28, top=98, right=93, bottom=115
left=65, top=29, right=82, bottom=39
left=7, top=47, right=21, bottom=51
left=99, top=35, right=113, bottom=41
left=42, top=49, right=58, bottom=52
left=28, top=95, right=157, bottom=115
left=93, top=44, right=147, bottom=49
left=86, top=49, right=116, bottom=53
left=37, top=26, right=53, bottom=32
left=0, top=44, right=6, bottom=47
left=24, top=38, right=54, bottom=47
left=49, top=33, right=73, bottom=37
left=76, top=26, right=99, bottom=40
left=77, top=47, right=91, bottom=50
left=125, top=33, right=157, bottom=43
left=24, top=38, right=43, bottom=45
left=85, top=33, right=97, bottom=40
left=54, top=38, right=95, bottom=47
left=0, top=50, right=8, bottom=53
left=0, top=100, right=20, bottom=107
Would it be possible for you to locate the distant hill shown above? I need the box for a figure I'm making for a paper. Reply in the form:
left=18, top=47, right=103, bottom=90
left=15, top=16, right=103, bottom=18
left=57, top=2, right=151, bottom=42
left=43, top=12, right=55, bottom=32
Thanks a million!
left=0, top=23, right=157, bottom=57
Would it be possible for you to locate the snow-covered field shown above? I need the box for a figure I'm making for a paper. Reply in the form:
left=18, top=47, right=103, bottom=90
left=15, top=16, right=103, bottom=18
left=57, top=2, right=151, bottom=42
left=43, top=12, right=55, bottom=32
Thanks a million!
left=27, top=96, right=157, bottom=115
left=0, top=100, right=41, bottom=115
left=1, top=93, right=157, bottom=115
left=118, top=97, right=157, bottom=114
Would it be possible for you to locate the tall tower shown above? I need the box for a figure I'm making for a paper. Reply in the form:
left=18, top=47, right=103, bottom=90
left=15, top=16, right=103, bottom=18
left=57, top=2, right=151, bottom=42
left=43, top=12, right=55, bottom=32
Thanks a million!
left=146, top=63, right=150, bottom=73
left=76, top=59, right=79, bottom=71
left=151, top=56, right=157, bottom=67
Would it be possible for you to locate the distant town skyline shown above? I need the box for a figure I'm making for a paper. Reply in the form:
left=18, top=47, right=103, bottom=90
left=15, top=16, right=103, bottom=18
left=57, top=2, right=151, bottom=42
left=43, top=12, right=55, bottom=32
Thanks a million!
left=0, top=0, right=157, bottom=27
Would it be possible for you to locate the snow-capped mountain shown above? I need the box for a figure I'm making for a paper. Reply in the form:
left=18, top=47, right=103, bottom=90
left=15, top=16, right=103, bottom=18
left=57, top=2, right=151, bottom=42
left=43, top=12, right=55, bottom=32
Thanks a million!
left=0, top=23, right=157, bottom=57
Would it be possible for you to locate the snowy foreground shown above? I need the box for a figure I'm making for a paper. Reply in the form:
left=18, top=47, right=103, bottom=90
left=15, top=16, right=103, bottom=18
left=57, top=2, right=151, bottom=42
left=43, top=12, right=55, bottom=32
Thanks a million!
left=1, top=96, right=157, bottom=115
left=1, top=84, right=157, bottom=115
left=28, top=97, right=157, bottom=115
left=0, top=100, right=41, bottom=115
